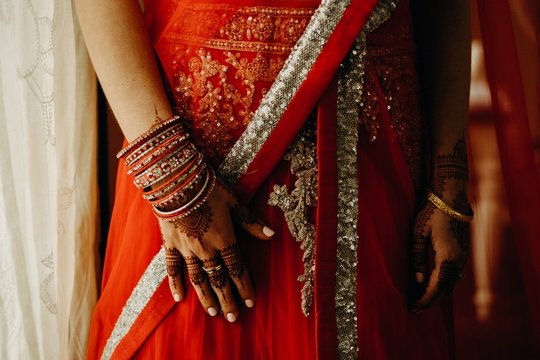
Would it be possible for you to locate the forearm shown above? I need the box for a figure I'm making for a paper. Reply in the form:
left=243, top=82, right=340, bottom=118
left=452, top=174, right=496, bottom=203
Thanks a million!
left=415, top=0, right=471, bottom=157
left=74, top=0, right=172, bottom=141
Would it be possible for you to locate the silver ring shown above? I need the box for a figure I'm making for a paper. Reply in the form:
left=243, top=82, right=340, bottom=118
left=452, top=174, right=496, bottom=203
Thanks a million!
left=202, top=264, right=223, bottom=274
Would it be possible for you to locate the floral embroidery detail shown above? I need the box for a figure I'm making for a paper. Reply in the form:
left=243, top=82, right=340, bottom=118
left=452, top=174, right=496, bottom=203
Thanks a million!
left=173, top=49, right=285, bottom=163
left=218, top=8, right=312, bottom=44
left=268, top=122, right=317, bottom=316
left=169, top=5, right=314, bottom=163
left=173, top=6, right=315, bottom=54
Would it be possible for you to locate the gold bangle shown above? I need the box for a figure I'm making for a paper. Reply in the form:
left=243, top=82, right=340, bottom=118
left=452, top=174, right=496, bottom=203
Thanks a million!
left=427, top=192, right=473, bottom=223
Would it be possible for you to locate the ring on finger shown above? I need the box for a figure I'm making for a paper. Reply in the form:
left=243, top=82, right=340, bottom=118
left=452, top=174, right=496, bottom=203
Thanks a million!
left=202, top=263, right=224, bottom=274
left=202, top=257, right=228, bottom=291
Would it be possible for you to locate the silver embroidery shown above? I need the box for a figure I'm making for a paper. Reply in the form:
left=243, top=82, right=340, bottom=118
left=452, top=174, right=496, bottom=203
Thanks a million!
left=335, top=1, right=397, bottom=358
left=268, top=124, right=317, bottom=316
left=100, top=247, right=166, bottom=360
left=218, top=0, right=353, bottom=185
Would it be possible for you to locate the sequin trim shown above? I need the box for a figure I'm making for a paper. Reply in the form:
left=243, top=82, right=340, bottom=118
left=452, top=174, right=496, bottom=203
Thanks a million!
left=218, top=0, right=353, bottom=185
left=268, top=122, right=317, bottom=316
left=100, top=247, right=166, bottom=360
left=335, top=1, right=397, bottom=357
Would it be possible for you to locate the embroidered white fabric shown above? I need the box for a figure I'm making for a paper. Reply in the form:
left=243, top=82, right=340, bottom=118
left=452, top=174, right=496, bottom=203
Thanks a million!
left=0, top=0, right=98, bottom=358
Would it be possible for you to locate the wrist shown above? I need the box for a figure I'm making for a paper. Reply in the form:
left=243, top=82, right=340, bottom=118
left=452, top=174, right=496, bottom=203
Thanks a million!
left=118, top=115, right=216, bottom=221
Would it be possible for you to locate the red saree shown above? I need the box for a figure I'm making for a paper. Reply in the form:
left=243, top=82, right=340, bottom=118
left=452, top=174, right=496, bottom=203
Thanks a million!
left=88, top=0, right=453, bottom=358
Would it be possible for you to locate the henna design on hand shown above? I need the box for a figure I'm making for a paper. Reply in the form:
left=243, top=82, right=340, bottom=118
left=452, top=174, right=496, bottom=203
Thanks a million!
left=437, top=260, right=461, bottom=295
left=433, top=137, right=468, bottom=195
left=165, top=248, right=182, bottom=287
left=231, top=203, right=258, bottom=225
left=219, top=243, right=246, bottom=287
left=153, top=104, right=165, bottom=125
left=173, top=201, right=213, bottom=240
left=203, top=256, right=228, bottom=295
left=412, top=202, right=434, bottom=274
left=185, top=256, right=206, bottom=287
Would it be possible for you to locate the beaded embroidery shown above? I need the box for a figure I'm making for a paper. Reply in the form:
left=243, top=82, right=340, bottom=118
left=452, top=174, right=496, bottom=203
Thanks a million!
left=171, top=6, right=314, bottom=163
left=359, top=50, right=423, bottom=188
left=268, top=122, right=318, bottom=316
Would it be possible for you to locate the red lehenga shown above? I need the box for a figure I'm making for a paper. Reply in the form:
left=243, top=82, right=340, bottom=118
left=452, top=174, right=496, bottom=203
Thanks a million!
left=88, top=0, right=454, bottom=359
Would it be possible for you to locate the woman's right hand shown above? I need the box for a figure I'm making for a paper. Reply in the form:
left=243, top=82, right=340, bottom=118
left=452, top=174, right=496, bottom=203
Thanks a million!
left=159, top=183, right=274, bottom=322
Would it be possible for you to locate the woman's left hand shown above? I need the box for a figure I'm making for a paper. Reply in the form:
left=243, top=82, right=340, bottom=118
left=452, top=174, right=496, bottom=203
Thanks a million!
left=410, top=183, right=472, bottom=313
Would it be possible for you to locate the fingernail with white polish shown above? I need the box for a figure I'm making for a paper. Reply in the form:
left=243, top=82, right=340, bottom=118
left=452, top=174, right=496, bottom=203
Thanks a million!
left=226, top=313, right=237, bottom=323
left=245, top=299, right=254, bottom=308
left=173, top=293, right=181, bottom=302
left=263, top=226, right=275, bottom=237
left=208, top=307, right=218, bottom=317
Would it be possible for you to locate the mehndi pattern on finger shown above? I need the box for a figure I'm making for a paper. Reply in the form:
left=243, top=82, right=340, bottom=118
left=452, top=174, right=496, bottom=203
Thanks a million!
left=219, top=244, right=246, bottom=287
left=437, top=260, right=461, bottom=295
left=165, top=248, right=183, bottom=288
left=412, top=203, right=434, bottom=273
left=202, top=256, right=228, bottom=295
left=185, top=256, right=206, bottom=287
left=230, top=203, right=258, bottom=225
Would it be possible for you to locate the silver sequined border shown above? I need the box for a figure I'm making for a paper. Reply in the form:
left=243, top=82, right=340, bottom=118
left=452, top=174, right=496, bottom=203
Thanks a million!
left=335, top=1, right=397, bottom=358
left=218, top=0, right=353, bottom=185
left=100, top=247, right=167, bottom=360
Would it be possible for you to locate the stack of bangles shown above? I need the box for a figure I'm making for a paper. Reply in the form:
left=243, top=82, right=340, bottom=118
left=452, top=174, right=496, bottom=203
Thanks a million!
left=427, top=192, right=473, bottom=223
left=117, top=115, right=216, bottom=221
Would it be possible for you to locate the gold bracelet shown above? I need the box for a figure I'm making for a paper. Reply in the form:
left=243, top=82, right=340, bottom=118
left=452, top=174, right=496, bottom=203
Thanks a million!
left=427, top=192, right=473, bottom=223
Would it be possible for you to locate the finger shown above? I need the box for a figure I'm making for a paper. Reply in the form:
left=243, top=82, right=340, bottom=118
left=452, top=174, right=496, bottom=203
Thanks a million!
left=201, top=255, right=239, bottom=323
left=165, top=247, right=184, bottom=302
left=230, top=201, right=274, bottom=240
left=219, top=243, right=255, bottom=308
left=184, top=255, right=219, bottom=317
left=412, top=233, right=429, bottom=284
left=412, top=205, right=434, bottom=283
left=411, top=259, right=461, bottom=314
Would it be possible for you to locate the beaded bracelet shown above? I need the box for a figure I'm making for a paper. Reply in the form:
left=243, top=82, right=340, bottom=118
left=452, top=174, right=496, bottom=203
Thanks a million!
left=133, top=145, right=198, bottom=189
left=153, top=168, right=217, bottom=221
left=127, top=134, right=190, bottom=176
left=118, top=114, right=217, bottom=224
left=117, top=116, right=181, bottom=160
left=150, top=162, right=206, bottom=209
left=142, top=154, right=205, bottom=202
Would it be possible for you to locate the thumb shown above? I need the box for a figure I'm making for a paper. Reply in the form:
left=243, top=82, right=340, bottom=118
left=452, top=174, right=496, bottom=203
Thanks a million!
left=230, top=202, right=274, bottom=240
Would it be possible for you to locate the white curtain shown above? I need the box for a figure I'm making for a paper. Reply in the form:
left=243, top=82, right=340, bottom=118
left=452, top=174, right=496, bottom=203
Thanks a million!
left=0, top=0, right=98, bottom=358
